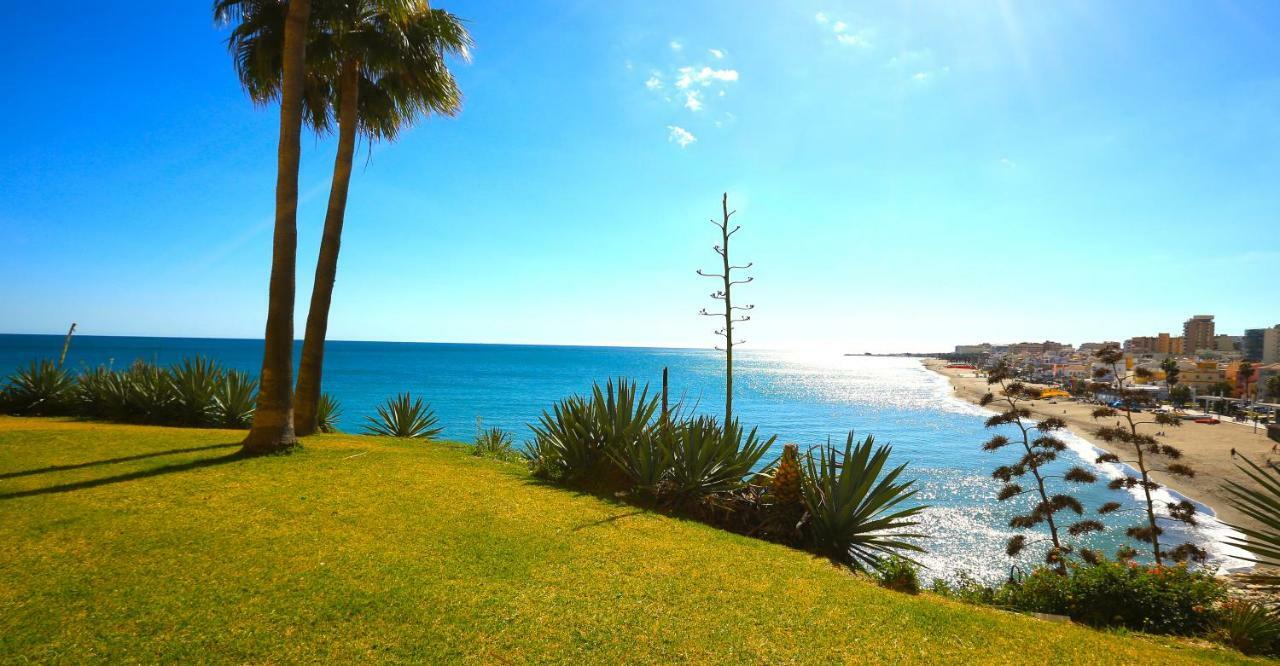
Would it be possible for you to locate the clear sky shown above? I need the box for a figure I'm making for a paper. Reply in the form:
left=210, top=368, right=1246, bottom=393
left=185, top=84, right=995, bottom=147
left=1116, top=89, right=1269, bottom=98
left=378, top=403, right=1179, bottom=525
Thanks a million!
left=1, top=1, right=1278, bottom=352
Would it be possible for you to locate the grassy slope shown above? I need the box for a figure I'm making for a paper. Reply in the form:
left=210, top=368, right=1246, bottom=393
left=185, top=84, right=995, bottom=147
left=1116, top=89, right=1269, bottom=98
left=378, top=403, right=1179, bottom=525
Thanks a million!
left=0, top=417, right=1262, bottom=664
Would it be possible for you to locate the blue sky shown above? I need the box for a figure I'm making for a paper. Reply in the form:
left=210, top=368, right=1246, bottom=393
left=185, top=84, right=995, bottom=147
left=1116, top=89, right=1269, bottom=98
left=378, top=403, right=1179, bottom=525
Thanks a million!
left=1, top=1, right=1278, bottom=352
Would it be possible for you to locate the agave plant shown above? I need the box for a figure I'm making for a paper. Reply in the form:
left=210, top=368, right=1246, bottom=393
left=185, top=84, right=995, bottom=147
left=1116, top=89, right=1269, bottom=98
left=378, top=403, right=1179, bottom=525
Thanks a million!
left=526, top=379, right=658, bottom=484
left=168, top=356, right=224, bottom=426
left=76, top=366, right=116, bottom=419
left=525, top=394, right=604, bottom=482
left=473, top=424, right=518, bottom=460
left=800, top=432, right=928, bottom=571
left=663, top=416, right=775, bottom=501
left=1223, top=456, right=1280, bottom=590
left=213, top=369, right=258, bottom=429
left=3, top=360, right=76, bottom=415
left=609, top=427, right=671, bottom=493
left=316, top=393, right=342, bottom=433
left=77, top=366, right=139, bottom=422
left=123, top=361, right=175, bottom=424
left=1215, top=600, right=1280, bottom=656
left=364, top=393, right=443, bottom=439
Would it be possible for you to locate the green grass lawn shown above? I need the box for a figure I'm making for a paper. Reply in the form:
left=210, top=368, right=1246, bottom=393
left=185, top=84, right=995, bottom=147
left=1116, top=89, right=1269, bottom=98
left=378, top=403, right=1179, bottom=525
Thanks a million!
left=0, top=416, right=1264, bottom=664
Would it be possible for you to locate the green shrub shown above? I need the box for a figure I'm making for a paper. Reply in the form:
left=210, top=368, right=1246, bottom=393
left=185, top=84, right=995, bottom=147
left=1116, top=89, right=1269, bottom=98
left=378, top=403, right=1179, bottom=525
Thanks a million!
left=999, top=560, right=1225, bottom=635
left=168, top=356, right=223, bottom=426
left=929, top=572, right=1000, bottom=605
left=316, top=393, right=341, bottom=433
left=3, top=360, right=76, bottom=415
left=213, top=370, right=257, bottom=429
left=1213, top=599, right=1280, bottom=656
left=364, top=393, right=443, bottom=439
left=800, top=432, right=926, bottom=571
left=998, top=567, right=1070, bottom=615
left=876, top=555, right=920, bottom=594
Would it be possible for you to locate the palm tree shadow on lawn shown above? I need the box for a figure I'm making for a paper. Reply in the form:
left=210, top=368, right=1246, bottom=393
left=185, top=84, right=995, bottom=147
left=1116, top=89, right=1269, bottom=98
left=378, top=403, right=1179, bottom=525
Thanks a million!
left=0, top=447, right=248, bottom=501
left=0, top=443, right=239, bottom=481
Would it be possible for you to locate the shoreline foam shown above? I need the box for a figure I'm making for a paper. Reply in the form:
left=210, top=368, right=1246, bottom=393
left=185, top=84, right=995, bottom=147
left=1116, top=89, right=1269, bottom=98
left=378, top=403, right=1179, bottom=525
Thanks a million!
left=919, top=359, right=1254, bottom=573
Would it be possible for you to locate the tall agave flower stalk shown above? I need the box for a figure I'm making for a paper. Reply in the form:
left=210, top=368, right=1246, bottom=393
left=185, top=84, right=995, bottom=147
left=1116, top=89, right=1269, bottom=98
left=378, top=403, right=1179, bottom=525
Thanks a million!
left=980, top=359, right=1102, bottom=572
left=1088, top=344, right=1201, bottom=565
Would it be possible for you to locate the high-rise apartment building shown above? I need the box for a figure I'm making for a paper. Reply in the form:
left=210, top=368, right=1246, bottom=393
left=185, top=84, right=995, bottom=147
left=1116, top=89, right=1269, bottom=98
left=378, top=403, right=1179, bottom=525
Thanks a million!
left=1264, top=326, right=1280, bottom=364
left=1245, top=327, right=1273, bottom=361
left=1183, top=315, right=1215, bottom=353
left=1155, top=333, right=1184, bottom=355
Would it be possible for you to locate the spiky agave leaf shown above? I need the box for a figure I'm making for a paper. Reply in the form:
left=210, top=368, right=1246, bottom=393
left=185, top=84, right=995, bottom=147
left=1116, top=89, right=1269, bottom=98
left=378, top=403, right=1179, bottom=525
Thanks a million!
left=662, top=416, right=775, bottom=501
left=316, top=392, right=342, bottom=433
left=525, top=395, right=604, bottom=483
left=363, top=393, right=443, bottom=439
left=1222, top=456, right=1280, bottom=590
left=168, top=356, right=224, bottom=427
left=4, top=360, right=76, bottom=416
left=213, top=370, right=258, bottom=429
left=800, top=432, right=928, bottom=571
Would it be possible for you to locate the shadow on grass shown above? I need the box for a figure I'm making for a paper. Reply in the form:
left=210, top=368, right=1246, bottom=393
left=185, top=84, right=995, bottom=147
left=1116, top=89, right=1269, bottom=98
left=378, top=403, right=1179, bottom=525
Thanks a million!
left=572, top=508, right=648, bottom=531
left=0, top=449, right=247, bottom=500
left=0, top=443, right=239, bottom=481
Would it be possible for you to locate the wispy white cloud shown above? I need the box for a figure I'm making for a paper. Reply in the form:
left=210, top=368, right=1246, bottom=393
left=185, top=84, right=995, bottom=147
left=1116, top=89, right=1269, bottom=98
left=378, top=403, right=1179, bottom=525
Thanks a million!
left=708, top=48, right=724, bottom=59
left=674, top=66, right=739, bottom=89
left=667, top=125, right=697, bottom=148
left=669, top=40, right=683, bottom=52
left=817, top=11, right=872, bottom=48
left=1000, top=157, right=1016, bottom=168
left=644, top=74, right=662, bottom=90
left=836, top=32, right=871, bottom=47
left=889, top=50, right=948, bottom=84
left=683, top=90, right=703, bottom=111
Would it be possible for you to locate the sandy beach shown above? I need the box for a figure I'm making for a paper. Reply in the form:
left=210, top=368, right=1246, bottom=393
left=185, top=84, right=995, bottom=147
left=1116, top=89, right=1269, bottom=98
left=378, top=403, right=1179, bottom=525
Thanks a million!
left=922, top=359, right=1277, bottom=539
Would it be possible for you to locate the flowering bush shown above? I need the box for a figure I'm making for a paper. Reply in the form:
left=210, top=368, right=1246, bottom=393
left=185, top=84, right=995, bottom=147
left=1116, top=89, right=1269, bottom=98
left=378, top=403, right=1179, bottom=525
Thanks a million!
left=1000, top=559, right=1226, bottom=635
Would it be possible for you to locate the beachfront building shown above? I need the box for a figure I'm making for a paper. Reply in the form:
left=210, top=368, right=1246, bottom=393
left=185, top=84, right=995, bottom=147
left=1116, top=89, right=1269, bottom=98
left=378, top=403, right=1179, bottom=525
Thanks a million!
left=954, top=343, right=992, bottom=355
left=1156, top=333, right=1184, bottom=355
left=1180, top=360, right=1227, bottom=394
left=1262, top=325, right=1280, bottom=364
left=1077, top=341, right=1119, bottom=355
left=1124, top=336, right=1158, bottom=355
left=1007, top=340, right=1069, bottom=356
left=1183, top=314, right=1215, bottom=353
left=1245, top=328, right=1267, bottom=361
left=1214, top=334, right=1241, bottom=353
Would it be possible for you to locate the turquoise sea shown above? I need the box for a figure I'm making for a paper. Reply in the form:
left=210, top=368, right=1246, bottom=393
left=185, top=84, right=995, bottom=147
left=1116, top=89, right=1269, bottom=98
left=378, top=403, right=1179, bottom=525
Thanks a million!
left=0, top=333, right=1248, bottom=581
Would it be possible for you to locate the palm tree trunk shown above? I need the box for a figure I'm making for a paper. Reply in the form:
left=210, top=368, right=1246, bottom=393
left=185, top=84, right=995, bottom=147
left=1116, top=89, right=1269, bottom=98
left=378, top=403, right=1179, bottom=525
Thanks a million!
left=241, top=0, right=310, bottom=455
left=295, top=58, right=359, bottom=436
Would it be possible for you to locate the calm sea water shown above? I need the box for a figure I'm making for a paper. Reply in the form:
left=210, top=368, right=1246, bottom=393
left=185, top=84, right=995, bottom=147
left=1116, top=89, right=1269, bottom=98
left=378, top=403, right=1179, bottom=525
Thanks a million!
left=0, top=333, right=1249, bottom=580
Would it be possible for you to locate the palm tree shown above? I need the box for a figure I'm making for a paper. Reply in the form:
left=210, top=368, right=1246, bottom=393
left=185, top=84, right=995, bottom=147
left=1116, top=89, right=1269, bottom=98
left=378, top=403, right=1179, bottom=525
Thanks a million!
left=216, top=0, right=313, bottom=454
left=1238, top=360, right=1255, bottom=402
left=293, top=2, right=471, bottom=435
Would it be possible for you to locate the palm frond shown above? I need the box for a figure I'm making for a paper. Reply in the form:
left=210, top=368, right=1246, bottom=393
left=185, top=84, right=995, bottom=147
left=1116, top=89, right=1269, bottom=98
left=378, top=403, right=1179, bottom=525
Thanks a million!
left=1223, top=456, right=1280, bottom=590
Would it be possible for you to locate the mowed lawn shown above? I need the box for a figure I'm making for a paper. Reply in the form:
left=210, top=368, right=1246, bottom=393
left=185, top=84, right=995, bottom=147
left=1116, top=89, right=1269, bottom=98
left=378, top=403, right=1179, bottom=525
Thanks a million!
left=0, top=417, right=1261, bottom=664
